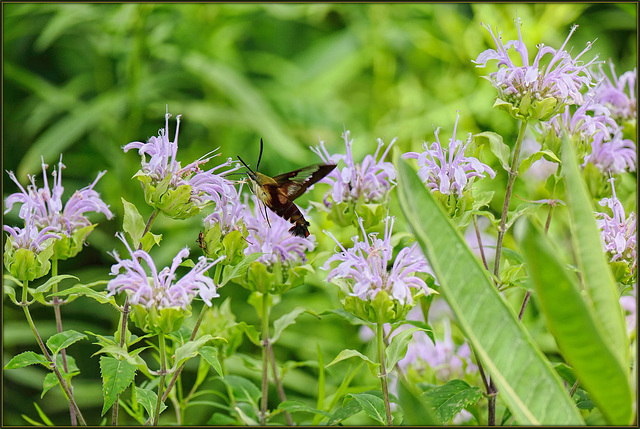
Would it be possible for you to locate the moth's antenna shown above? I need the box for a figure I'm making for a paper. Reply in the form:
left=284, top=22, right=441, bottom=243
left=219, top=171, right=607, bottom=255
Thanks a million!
left=256, top=138, right=264, bottom=172
left=237, top=155, right=258, bottom=182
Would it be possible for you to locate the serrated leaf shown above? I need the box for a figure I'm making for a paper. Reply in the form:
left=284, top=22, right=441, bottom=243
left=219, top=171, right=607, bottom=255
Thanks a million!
left=46, top=330, right=87, bottom=356
left=135, top=386, right=167, bottom=420
left=42, top=372, right=58, bottom=398
left=199, top=346, right=223, bottom=377
left=53, top=283, right=117, bottom=307
left=385, top=327, right=426, bottom=371
left=326, top=349, right=380, bottom=377
left=4, top=351, right=50, bottom=369
left=397, top=380, right=440, bottom=425
left=272, top=307, right=317, bottom=343
left=422, top=379, right=482, bottom=423
left=100, top=356, right=137, bottom=415
left=396, top=152, right=583, bottom=424
left=347, top=393, right=387, bottom=425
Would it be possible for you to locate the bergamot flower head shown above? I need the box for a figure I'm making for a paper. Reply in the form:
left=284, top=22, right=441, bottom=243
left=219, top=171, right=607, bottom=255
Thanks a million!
left=4, top=155, right=112, bottom=259
left=124, top=110, right=240, bottom=219
left=473, top=17, right=599, bottom=121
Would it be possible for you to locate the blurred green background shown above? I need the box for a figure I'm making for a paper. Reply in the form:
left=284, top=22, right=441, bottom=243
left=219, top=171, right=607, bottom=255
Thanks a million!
left=2, top=3, right=636, bottom=425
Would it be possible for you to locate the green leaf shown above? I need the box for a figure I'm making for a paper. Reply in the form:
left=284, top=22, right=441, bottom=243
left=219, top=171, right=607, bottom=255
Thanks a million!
left=100, top=356, right=137, bottom=416
left=326, top=349, right=380, bottom=377
left=222, top=375, right=261, bottom=405
left=347, top=393, right=387, bottom=425
left=33, top=274, right=78, bottom=296
left=42, top=372, right=58, bottom=398
left=199, top=346, right=224, bottom=377
left=520, top=220, right=632, bottom=425
left=3, top=283, right=19, bottom=305
left=396, top=152, right=583, bottom=425
left=475, top=131, right=510, bottom=171
left=236, top=321, right=261, bottom=346
left=319, top=308, right=371, bottom=327
left=33, top=402, right=54, bottom=426
left=276, top=400, right=330, bottom=417
left=271, top=307, right=317, bottom=343
left=46, top=330, right=87, bottom=356
left=135, top=386, right=167, bottom=420
left=397, top=380, right=440, bottom=425
left=422, top=379, right=482, bottom=423
left=385, top=327, right=426, bottom=370
left=53, top=282, right=117, bottom=307
left=4, top=351, right=50, bottom=369
left=560, top=133, right=628, bottom=367
left=122, top=198, right=145, bottom=249
left=326, top=396, right=363, bottom=425
left=173, top=334, right=226, bottom=370
left=220, top=253, right=262, bottom=287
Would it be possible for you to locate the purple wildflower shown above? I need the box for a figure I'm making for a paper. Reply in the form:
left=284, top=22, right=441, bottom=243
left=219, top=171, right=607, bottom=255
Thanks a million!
left=402, top=112, right=495, bottom=197
left=473, top=18, right=598, bottom=107
left=107, top=233, right=223, bottom=309
left=324, top=216, right=431, bottom=305
left=124, top=111, right=239, bottom=210
left=619, top=284, right=636, bottom=336
left=311, top=130, right=396, bottom=206
left=583, top=127, right=636, bottom=174
left=243, top=196, right=314, bottom=266
left=592, top=62, right=637, bottom=121
left=3, top=206, right=61, bottom=252
left=596, top=178, right=636, bottom=274
left=4, top=156, right=113, bottom=236
left=549, top=97, right=617, bottom=143
left=204, top=183, right=247, bottom=235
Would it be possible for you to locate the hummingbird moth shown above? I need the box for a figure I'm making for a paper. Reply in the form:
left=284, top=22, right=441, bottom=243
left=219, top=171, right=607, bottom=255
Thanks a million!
left=238, top=138, right=336, bottom=238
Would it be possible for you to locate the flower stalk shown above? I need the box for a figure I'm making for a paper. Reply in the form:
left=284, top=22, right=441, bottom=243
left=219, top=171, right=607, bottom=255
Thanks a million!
left=376, top=321, right=393, bottom=425
left=153, top=332, right=167, bottom=426
left=260, top=291, right=271, bottom=426
left=493, top=119, right=529, bottom=278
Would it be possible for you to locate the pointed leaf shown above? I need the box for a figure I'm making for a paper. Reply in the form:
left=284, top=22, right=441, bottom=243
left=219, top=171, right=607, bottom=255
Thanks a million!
left=135, top=386, right=167, bottom=420
left=521, top=220, right=632, bottom=425
left=272, top=307, right=318, bottom=343
left=475, top=131, right=510, bottom=171
left=326, top=349, right=380, bottom=377
left=327, top=396, right=363, bottom=425
left=396, top=153, right=583, bottom=424
left=199, top=346, right=224, bottom=377
left=46, top=330, right=87, bottom=356
left=560, top=134, right=628, bottom=365
left=42, top=372, right=58, bottom=398
left=220, top=253, right=262, bottom=286
left=173, top=334, right=226, bottom=370
left=4, top=351, right=50, bottom=369
left=276, top=400, right=330, bottom=417
left=100, top=356, right=137, bottom=415
left=422, top=379, right=482, bottom=423
left=385, top=327, right=426, bottom=371
left=33, top=274, right=78, bottom=295
left=347, top=393, right=387, bottom=425
left=122, top=198, right=145, bottom=249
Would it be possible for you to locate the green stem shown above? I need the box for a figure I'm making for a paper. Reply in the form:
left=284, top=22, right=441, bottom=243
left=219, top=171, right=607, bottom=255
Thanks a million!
left=114, top=209, right=159, bottom=425
left=21, top=280, right=87, bottom=426
left=260, top=292, right=270, bottom=426
left=153, top=332, right=167, bottom=426
left=268, top=344, right=293, bottom=425
left=51, top=259, right=77, bottom=426
left=376, top=322, right=393, bottom=426
left=493, top=119, right=529, bottom=279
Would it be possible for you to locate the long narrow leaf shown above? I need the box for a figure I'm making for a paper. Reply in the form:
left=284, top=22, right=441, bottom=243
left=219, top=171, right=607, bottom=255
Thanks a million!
left=396, top=153, right=583, bottom=424
left=560, top=133, right=628, bottom=365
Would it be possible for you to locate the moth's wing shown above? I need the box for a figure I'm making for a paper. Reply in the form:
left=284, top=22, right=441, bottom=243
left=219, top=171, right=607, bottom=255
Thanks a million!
left=272, top=164, right=336, bottom=201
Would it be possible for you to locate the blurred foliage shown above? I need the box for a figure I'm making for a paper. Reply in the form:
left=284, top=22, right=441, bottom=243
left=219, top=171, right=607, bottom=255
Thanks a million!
left=2, top=3, right=636, bottom=425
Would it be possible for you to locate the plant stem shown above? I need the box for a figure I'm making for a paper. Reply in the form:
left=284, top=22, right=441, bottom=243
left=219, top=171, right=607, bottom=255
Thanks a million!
left=376, top=322, right=393, bottom=426
left=493, top=119, right=529, bottom=279
left=51, top=259, right=77, bottom=426
left=260, top=292, right=271, bottom=426
left=473, top=215, right=489, bottom=270
left=21, top=280, right=87, bottom=426
left=473, top=349, right=496, bottom=426
left=518, top=291, right=531, bottom=321
left=153, top=332, right=167, bottom=426
left=268, top=344, right=293, bottom=425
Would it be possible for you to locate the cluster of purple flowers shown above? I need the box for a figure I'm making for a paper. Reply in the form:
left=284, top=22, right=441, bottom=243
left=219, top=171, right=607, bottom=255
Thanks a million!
left=311, top=130, right=396, bottom=206
left=324, top=216, right=431, bottom=305
left=402, top=112, right=495, bottom=197
left=596, top=179, right=637, bottom=274
left=107, top=233, right=223, bottom=309
left=4, top=156, right=113, bottom=253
